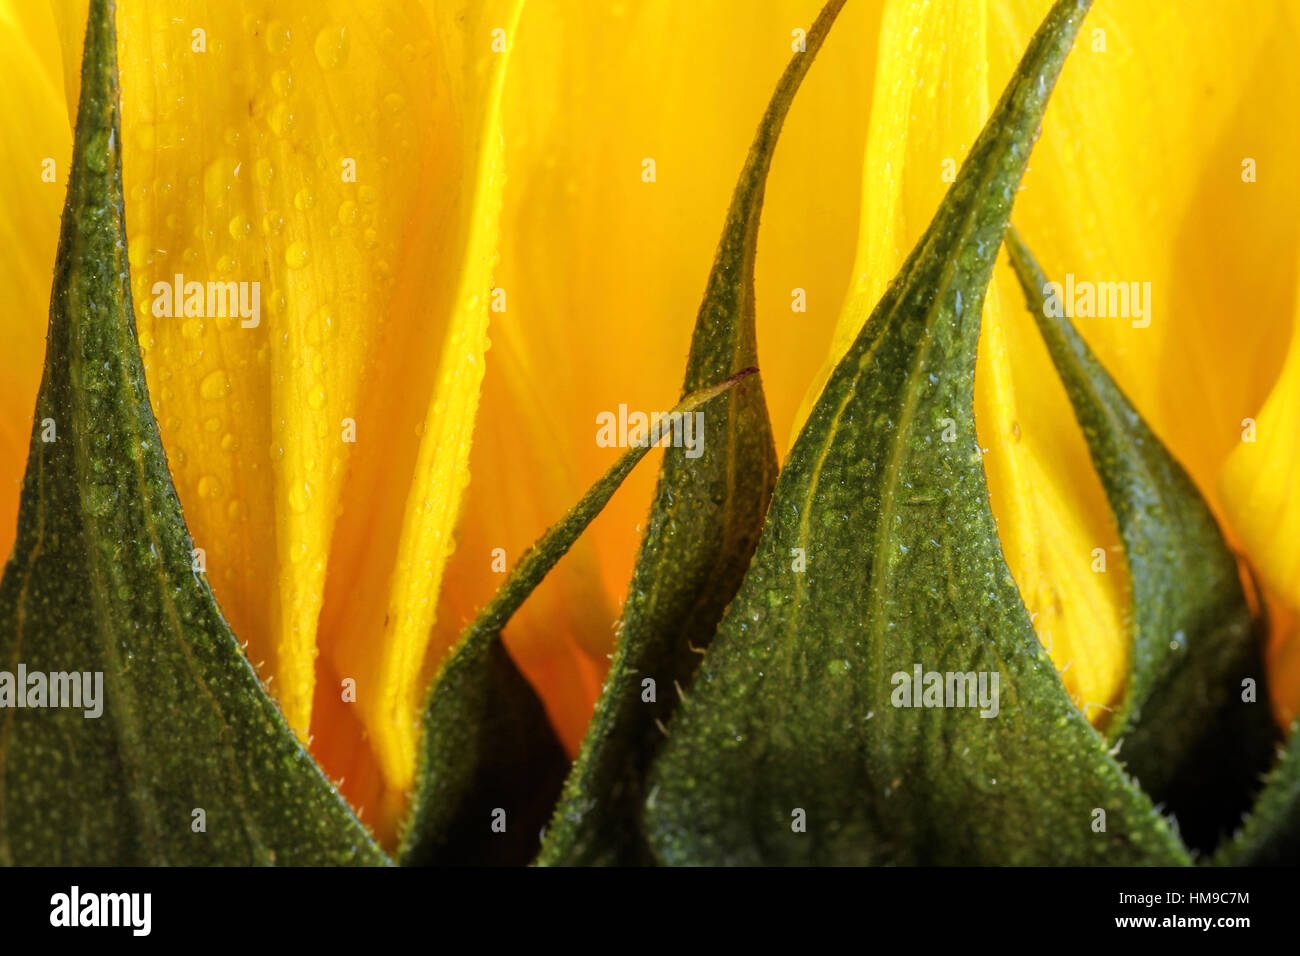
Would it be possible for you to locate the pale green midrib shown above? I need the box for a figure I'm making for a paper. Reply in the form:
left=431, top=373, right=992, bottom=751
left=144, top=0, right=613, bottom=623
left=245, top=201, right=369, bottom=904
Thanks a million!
left=62, top=0, right=269, bottom=862
left=64, top=104, right=169, bottom=859
left=852, top=0, right=1090, bottom=734
left=861, top=121, right=1036, bottom=689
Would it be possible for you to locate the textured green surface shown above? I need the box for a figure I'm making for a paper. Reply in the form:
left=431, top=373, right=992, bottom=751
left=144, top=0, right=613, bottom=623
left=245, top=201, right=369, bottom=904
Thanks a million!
left=1006, top=230, right=1275, bottom=852
left=1213, top=719, right=1300, bottom=866
left=398, top=373, right=753, bottom=866
left=535, top=0, right=847, bottom=868
left=0, top=0, right=387, bottom=866
left=643, top=0, right=1190, bottom=866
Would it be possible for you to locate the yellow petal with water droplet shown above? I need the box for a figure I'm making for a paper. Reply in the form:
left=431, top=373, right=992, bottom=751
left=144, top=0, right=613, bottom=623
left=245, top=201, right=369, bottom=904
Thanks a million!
left=311, top=0, right=523, bottom=840
left=1221, top=255, right=1300, bottom=727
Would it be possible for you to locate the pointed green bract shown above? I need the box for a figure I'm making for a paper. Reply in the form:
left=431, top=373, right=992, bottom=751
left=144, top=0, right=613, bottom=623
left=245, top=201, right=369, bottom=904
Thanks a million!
left=0, top=0, right=387, bottom=865
left=643, top=0, right=1189, bottom=866
left=399, top=372, right=754, bottom=866
left=1212, top=719, right=1300, bottom=865
left=534, top=2, right=847, bottom=867
left=1005, top=230, right=1275, bottom=851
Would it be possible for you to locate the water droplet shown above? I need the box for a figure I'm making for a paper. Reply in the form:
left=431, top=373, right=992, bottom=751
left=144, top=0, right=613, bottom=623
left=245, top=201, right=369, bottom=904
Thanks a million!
left=285, top=241, right=309, bottom=269
left=228, top=214, right=252, bottom=240
left=197, top=475, right=223, bottom=499
left=265, top=21, right=291, bottom=54
left=200, top=370, right=230, bottom=401
left=255, top=158, right=275, bottom=187
left=204, top=158, right=233, bottom=204
left=268, top=103, right=295, bottom=137
left=307, top=306, right=334, bottom=345
left=314, top=26, right=349, bottom=70
left=86, top=130, right=110, bottom=172
left=337, top=200, right=358, bottom=225
left=271, top=69, right=294, bottom=97
left=288, top=481, right=312, bottom=513
left=83, top=485, right=113, bottom=516
left=294, top=187, right=315, bottom=211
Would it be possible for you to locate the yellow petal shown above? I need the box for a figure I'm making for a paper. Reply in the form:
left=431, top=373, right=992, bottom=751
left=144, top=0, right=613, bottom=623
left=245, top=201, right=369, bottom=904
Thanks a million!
left=434, top=0, right=880, bottom=752
left=48, top=0, right=87, bottom=119
left=1220, top=257, right=1300, bottom=725
left=986, top=0, right=1300, bottom=515
left=313, top=0, right=522, bottom=836
left=0, top=1, right=71, bottom=561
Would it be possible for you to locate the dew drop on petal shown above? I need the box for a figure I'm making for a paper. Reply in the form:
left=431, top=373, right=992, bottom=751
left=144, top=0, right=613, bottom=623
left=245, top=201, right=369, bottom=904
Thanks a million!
left=314, top=26, right=349, bottom=70
left=265, top=21, right=291, bottom=54
left=200, top=370, right=230, bottom=401
left=285, top=242, right=309, bottom=269
left=197, top=475, right=223, bottom=500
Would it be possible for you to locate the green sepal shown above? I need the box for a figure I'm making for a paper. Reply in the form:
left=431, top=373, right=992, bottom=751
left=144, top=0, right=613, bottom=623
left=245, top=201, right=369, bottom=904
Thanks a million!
left=0, top=0, right=388, bottom=866
left=1212, top=719, right=1300, bottom=866
left=643, top=0, right=1191, bottom=866
left=1005, top=229, right=1276, bottom=852
left=398, top=372, right=755, bottom=866
left=535, top=0, right=848, bottom=868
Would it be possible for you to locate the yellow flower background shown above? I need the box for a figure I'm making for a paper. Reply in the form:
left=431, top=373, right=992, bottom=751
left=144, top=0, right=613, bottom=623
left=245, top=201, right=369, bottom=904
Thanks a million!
left=2, top=0, right=1298, bottom=847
